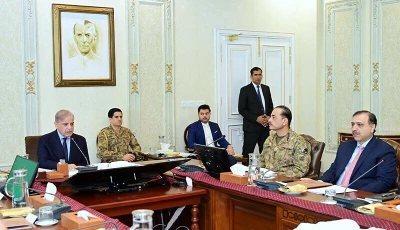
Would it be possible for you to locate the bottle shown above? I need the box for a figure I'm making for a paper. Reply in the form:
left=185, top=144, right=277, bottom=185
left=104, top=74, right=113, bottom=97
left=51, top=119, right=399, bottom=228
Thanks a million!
left=130, top=209, right=154, bottom=230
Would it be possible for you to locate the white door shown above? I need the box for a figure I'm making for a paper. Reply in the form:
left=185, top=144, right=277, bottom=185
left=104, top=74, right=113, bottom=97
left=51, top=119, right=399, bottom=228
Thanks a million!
left=216, top=29, right=294, bottom=154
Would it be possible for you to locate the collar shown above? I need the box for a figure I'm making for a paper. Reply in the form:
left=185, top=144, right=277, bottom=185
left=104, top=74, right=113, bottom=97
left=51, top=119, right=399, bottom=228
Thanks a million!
left=56, top=130, right=70, bottom=141
left=358, top=136, right=373, bottom=148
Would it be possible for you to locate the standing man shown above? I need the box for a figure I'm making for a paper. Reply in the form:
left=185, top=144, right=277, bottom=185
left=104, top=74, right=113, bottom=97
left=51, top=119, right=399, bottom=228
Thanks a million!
left=97, top=108, right=142, bottom=163
left=319, top=110, right=397, bottom=193
left=187, top=104, right=236, bottom=165
left=38, top=110, right=90, bottom=170
left=238, top=67, right=273, bottom=158
left=261, top=106, right=311, bottom=178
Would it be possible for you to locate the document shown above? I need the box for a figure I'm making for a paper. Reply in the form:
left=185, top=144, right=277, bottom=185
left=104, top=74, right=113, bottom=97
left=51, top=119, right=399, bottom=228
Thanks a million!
left=307, top=185, right=357, bottom=194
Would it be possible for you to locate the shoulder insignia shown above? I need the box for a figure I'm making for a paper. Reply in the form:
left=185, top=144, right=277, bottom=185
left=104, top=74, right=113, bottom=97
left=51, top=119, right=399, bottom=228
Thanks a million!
left=301, top=148, right=308, bottom=154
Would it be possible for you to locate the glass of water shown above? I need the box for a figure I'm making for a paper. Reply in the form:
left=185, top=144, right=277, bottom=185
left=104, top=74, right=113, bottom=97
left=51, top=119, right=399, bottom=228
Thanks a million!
left=320, top=188, right=337, bottom=204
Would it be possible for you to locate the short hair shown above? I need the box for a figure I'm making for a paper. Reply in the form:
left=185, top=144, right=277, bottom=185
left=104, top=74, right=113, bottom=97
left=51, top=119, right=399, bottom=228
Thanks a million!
left=250, top=67, right=262, bottom=75
left=73, top=20, right=97, bottom=37
left=108, top=108, right=122, bottom=118
left=55, top=110, right=74, bottom=123
left=198, top=104, right=211, bottom=113
left=275, top=105, right=292, bottom=127
left=352, top=110, right=377, bottom=133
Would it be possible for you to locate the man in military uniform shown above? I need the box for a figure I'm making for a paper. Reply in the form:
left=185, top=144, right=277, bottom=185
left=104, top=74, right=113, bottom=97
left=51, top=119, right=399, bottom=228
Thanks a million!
left=260, top=105, right=311, bottom=178
left=97, top=108, right=142, bottom=162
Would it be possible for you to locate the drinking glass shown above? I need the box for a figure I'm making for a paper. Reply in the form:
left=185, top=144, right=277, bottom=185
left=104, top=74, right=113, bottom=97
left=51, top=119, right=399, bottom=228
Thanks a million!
left=38, top=206, right=54, bottom=222
left=320, top=188, right=337, bottom=204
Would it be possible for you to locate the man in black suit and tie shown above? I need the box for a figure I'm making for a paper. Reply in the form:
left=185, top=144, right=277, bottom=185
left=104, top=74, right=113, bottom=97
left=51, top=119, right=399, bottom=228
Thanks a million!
left=238, top=67, right=273, bottom=158
left=38, top=110, right=90, bottom=170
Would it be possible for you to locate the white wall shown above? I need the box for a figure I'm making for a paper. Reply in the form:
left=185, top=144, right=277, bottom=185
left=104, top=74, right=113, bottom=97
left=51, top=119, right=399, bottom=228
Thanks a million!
left=36, top=0, right=130, bottom=163
left=0, top=1, right=25, bottom=166
left=174, top=0, right=318, bottom=151
left=0, top=0, right=319, bottom=166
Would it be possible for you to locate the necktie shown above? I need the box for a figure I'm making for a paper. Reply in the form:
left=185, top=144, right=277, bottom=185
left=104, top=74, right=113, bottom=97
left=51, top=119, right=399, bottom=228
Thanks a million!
left=257, top=85, right=265, bottom=114
left=62, top=138, right=68, bottom=163
left=340, top=146, right=364, bottom=187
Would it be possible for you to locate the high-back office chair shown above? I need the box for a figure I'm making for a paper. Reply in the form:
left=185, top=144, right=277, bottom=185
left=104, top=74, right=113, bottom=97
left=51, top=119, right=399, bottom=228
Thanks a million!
left=300, top=134, right=325, bottom=179
left=183, top=126, right=195, bottom=153
left=382, top=139, right=400, bottom=190
left=25, top=136, right=41, bottom=162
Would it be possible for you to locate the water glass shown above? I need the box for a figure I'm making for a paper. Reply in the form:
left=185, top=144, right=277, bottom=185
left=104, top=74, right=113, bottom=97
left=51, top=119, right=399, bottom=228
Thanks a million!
left=38, top=206, right=54, bottom=222
left=320, top=188, right=337, bottom=204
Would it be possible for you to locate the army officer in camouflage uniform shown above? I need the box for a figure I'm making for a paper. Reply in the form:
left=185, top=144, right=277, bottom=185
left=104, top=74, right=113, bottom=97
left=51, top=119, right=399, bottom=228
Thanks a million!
left=97, top=108, right=142, bottom=162
left=260, top=105, right=311, bottom=178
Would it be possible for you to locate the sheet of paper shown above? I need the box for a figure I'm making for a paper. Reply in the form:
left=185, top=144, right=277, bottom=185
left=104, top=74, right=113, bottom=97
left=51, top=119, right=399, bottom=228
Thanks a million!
left=307, top=185, right=356, bottom=194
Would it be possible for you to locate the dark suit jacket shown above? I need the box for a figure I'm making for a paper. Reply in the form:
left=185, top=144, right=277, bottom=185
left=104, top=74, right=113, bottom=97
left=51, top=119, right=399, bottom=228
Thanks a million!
left=238, top=83, right=273, bottom=132
left=38, top=130, right=90, bottom=169
left=320, top=136, right=396, bottom=193
left=187, top=121, right=230, bottom=149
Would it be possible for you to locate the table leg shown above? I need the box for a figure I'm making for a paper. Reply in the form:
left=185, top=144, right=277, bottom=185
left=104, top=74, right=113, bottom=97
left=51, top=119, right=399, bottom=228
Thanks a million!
left=191, top=204, right=199, bottom=230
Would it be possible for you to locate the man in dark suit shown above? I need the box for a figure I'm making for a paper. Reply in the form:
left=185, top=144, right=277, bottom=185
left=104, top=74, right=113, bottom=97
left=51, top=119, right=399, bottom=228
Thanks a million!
left=320, top=110, right=396, bottom=193
left=238, top=67, right=273, bottom=158
left=38, top=110, right=90, bottom=170
left=187, top=104, right=236, bottom=164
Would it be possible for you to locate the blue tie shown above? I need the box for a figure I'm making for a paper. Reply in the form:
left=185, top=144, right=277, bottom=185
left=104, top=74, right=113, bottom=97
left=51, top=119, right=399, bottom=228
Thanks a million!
left=257, top=85, right=265, bottom=114
left=62, top=138, right=68, bottom=163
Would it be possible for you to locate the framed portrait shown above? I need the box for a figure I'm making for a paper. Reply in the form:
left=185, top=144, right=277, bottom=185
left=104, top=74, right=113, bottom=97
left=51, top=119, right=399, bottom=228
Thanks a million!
left=52, top=4, right=116, bottom=87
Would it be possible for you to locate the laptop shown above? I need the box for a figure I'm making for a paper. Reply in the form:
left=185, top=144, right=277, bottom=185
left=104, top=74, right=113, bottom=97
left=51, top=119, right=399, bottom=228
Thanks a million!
left=194, top=144, right=231, bottom=177
left=0, top=155, right=39, bottom=195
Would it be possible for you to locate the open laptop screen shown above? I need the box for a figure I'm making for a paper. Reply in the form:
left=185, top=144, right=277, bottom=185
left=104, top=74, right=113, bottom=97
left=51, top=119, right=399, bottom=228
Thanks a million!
left=3, top=156, right=39, bottom=193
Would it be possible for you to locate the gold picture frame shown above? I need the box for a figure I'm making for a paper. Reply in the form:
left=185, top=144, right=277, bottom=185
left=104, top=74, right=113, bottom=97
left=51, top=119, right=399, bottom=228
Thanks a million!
left=52, top=4, right=116, bottom=87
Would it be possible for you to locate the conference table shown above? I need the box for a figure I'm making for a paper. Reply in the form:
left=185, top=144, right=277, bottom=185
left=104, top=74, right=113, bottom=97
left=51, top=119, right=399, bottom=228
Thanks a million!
left=169, top=160, right=400, bottom=230
left=22, top=158, right=400, bottom=230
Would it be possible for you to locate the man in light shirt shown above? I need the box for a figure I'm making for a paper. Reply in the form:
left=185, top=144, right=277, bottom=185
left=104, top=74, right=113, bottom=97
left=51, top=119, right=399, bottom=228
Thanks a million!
left=187, top=104, right=236, bottom=164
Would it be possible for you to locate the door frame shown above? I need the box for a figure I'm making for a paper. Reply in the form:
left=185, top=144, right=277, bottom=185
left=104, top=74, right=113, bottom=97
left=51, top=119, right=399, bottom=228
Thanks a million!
left=214, top=29, right=296, bottom=134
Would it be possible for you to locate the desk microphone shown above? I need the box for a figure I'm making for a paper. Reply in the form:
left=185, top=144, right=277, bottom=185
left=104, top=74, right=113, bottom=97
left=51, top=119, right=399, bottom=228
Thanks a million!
left=207, top=135, right=226, bottom=146
left=333, top=159, right=384, bottom=209
left=71, top=137, right=89, bottom=166
left=72, top=138, right=97, bottom=172
left=28, top=187, right=71, bottom=219
left=4, top=181, right=71, bottom=219
left=342, top=159, right=384, bottom=196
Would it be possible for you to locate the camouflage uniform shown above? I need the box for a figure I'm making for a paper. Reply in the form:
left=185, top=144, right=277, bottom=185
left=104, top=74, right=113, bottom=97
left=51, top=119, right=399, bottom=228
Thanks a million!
left=260, top=129, right=311, bottom=178
left=97, top=125, right=142, bottom=162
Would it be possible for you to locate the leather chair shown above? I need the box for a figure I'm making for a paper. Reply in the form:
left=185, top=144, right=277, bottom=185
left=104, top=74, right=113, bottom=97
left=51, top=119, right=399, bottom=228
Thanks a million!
left=183, top=126, right=195, bottom=153
left=381, top=139, right=400, bottom=190
left=25, top=136, right=41, bottom=162
left=300, top=134, right=325, bottom=179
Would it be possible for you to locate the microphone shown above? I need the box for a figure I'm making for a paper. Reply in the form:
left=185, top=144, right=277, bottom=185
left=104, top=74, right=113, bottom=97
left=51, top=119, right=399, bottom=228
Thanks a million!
left=71, top=137, right=89, bottom=166
left=71, top=137, right=97, bottom=173
left=342, top=159, right=384, bottom=196
left=28, top=187, right=71, bottom=219
left=333, top=159, right=384, bottom=209
left=207, top=135, right=226, bottom=146
left=4, top=180, right=71, bottom=219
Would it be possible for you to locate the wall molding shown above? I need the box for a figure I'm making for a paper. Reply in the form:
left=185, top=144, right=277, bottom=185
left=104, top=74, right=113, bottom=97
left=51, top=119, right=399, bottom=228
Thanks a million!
left=23, top=0, right=39, bottom=136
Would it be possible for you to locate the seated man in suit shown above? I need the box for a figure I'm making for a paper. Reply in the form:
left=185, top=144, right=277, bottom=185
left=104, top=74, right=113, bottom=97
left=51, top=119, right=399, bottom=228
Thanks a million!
left=320, top=110, right=397, bottom=193
left=38, top=110, right=90, bottom=170
left=187, top=104, right=236, bottom=165
left=97, top=108, right=142, bottom=163
left=260, top=105, right=311, bottom=178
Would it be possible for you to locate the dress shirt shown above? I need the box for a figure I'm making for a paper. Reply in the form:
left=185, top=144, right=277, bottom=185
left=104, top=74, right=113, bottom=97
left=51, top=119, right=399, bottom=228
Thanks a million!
left=57, top=131, right=70, bottom=161
left=252, top=82, right=266, bottom=114
left=336, top=136, right=372, bottom=185
left=202, top=122, right=215, bottom=147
